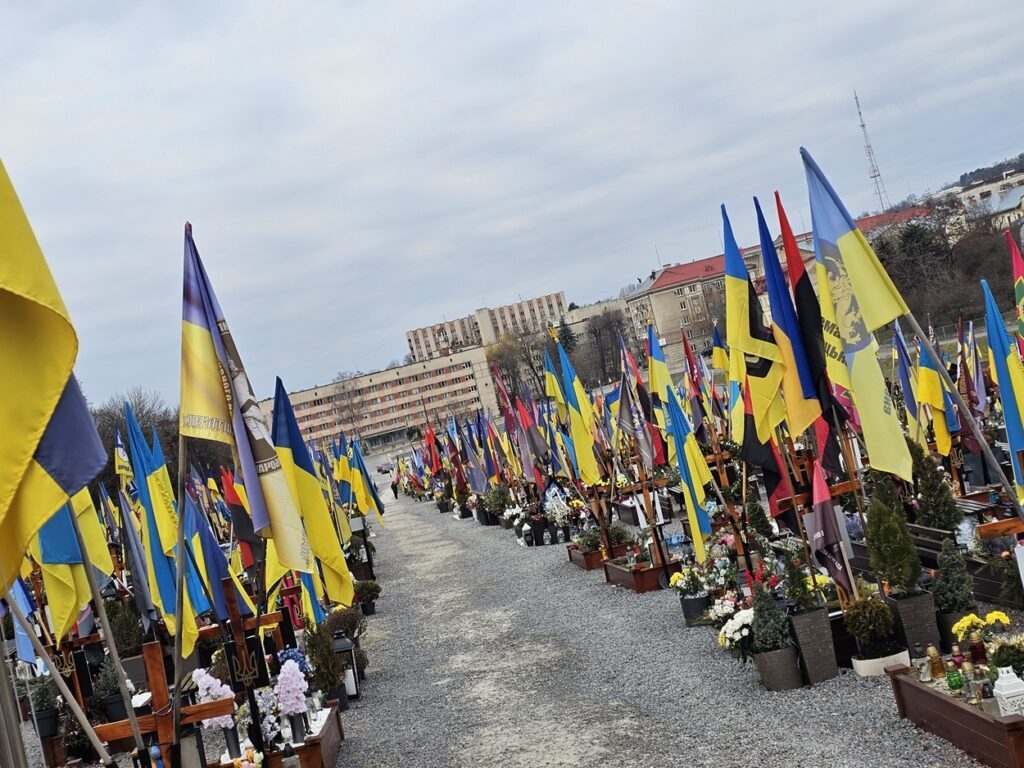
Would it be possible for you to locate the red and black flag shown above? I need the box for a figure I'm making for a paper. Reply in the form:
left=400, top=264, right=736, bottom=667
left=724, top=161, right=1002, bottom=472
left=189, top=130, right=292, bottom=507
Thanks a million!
left=807, top=459, right=853, bottom=596
left=776, top=192, right=845, bottom=478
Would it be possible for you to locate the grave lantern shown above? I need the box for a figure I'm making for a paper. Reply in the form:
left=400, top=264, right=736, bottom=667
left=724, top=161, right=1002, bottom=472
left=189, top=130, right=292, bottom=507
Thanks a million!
left=332, top=633, right=361, bottom=700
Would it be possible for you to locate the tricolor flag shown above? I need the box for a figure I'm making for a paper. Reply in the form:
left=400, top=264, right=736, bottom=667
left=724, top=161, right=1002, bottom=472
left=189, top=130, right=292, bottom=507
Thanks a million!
left=180, top=224, right=310, bottom=570
left=802, top=148, right=912, bottom=481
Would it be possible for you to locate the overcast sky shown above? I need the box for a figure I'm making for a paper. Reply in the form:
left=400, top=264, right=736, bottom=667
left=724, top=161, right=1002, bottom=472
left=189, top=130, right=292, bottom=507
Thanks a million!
left=3, top=1, right=1022, bottom=405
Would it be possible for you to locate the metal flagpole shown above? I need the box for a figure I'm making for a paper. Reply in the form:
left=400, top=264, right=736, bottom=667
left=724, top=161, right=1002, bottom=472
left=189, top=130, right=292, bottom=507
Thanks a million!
left=66, top=509, right=147, bottom=756
left=903, top=312, right=1023, bottom=520
left=0, top=621, right=29, bottom=768
left=5, top=595, right=116, bottom=766
left=171, top=435, right=189, bottom=758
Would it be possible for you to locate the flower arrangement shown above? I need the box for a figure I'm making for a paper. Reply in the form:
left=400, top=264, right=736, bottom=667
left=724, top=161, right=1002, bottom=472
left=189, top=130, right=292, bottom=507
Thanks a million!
left=240, top=688, right=280, bottom=745
left=466, top=493, right=479, bottom=510
left=277, top=648, right=309, bottom=676
left=717, top=608, right=755, bottom=661
left=191, top=668, right=235, bottom=729
left=702, top=556, right=738, bottom=593
left=669, top=566, right=706, bottom=597
left=614, top=473, right=629, bottom=489
left=275, top=660, right=309, bottom=717
left=706, top=591, right=746, bottom=628
left=547, top=497, right=570, bottom=528
left=952, top=610, right=1012, bottom=641
left=231, top=748, right=264, bottom=768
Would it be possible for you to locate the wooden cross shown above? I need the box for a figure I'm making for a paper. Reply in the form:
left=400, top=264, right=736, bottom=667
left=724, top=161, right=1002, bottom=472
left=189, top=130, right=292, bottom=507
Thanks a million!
left=93, top=642, right=234, bottom=766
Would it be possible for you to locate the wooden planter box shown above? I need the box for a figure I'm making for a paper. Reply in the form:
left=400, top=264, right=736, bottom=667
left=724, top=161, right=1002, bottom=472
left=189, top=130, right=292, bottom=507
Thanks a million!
left=209, top=706, right=344, bottom=768
left=603, top=559, right=682, bottom=593
left=567, top=543, right=628, bottom=571
left=887, top=664, right=1024, bottom=768
left=348, top=561, right=373, bottom=581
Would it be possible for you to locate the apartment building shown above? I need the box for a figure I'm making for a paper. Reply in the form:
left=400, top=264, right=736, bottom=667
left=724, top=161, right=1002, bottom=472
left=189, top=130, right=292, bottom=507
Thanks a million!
left=406, top=292, right=567, bottom=361
left=258, top=346, right=499, bottom=454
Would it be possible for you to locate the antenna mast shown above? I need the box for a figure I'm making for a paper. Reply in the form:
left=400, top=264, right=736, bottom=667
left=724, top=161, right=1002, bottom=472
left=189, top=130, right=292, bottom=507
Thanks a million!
left=854, top=90, right=891, bottom=212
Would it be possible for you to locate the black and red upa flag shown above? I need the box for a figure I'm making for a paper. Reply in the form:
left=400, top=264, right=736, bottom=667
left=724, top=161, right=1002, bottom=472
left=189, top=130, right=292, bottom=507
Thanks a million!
left=776, top=192, right=845, bottom=478
left=807, top=459, right=853, bottom=596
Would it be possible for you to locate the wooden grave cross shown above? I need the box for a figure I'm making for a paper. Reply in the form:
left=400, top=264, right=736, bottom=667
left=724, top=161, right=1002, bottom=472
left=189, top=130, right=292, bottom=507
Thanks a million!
left=92, top=641, right=234, bottom=767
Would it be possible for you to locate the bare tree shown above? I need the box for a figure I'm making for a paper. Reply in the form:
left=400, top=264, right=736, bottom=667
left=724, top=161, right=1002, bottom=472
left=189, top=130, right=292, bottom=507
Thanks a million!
left=486, top=332, right=548, bottom=400
left=583, top=308, right=626, bottom=386
left=332, top=370, right=368, bottom=441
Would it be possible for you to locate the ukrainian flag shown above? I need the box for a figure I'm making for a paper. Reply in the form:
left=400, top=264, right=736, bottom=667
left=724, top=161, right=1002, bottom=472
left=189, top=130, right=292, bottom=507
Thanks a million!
left=917, top=340, right=954, bottom=456
left=723, top=205, right=785, bottom=442
left=0, top=161, right=106, bottom=592
left=712, top=324, right=729, bottom=373
left=665, top=390, right=712, bottom=562
left=544, top=350, right=568, bottom=423
left=756, top=197, right=821, bottom=436
left=802, top=148, right=912, bottom=481
left=183, top=490, right=253, bottom=621
left=893, top=320, right=928, bottom=449
left=125, top=402, right=200, bottom=658
left=350, top=439, right=386, bottom=526
left=646, top=326, right=678, bottom=462
left=557, top=340, right=603, bottom=485
left=272, top=378, right=352, bottom=606
left=983, top=279, right=1024, bottom=501
left=180, top=224, right=309, bottom=571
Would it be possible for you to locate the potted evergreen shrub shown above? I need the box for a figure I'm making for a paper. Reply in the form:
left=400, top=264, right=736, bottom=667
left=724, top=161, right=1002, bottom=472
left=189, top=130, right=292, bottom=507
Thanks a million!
left=304, top=617, right=348, bottom=711
left=745, top=500, right=774, bottom=540
left=844, top=595, right=910, bottom=676
left=907, top=439, right=963, bottom=531
left=107, top=599, right=147, bottom=685
left=354, top=579, right=382, bottom=616
left=933, top=538, right=977, bottom=652
left=30, top=677, right=60, bottom=739
left=93, top=657, right=127, bottom=722
left=782, top=546, right=838, bottom=684
left=750, top=584, right=803, bottom=691
left=670, top=566, right=709, bottom=627
left=865, top=483, right=939, bottom=651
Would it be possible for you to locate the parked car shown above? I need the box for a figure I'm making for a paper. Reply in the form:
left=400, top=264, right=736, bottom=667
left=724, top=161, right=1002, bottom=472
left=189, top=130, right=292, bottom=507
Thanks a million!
left=377, top=462, right=394, bottom=474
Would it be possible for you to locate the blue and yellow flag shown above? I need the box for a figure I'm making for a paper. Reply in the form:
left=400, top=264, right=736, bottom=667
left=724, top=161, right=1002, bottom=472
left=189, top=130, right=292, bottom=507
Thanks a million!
left=544, top=350, right=568, bottom=423
left=665, top=390, right=712, bottom=562
left=557, top=340, right=602, bottom=485
left=272, top=378, right=352, bottom=606
left=756, top=197, right=821, bottom=436
left=0, top=161, right=106, bottom=592
left=125, top=402, right=200, bottom=658
left=711, top=324, right=729, bottom=373
left=180, top=224, right=310, bottom=571
left=983, top=279, right=1024, bottom=500
left=802, top=148, right=911, bottom=480
left=349, top=439, right=386, bottom=526
left=723, top=205, right=785, bottom=443
left=917, top=340, right=954, bottom=456
left=893, top=320, right=928, bottom=449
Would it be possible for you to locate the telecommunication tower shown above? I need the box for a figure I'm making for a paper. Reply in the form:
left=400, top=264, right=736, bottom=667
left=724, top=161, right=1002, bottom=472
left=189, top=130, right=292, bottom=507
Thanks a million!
left=854, top=90, right=891, bottom=212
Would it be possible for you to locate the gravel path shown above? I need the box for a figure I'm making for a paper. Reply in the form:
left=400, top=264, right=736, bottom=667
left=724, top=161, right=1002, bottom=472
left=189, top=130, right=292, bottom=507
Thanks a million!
left=341, top=491, right=983, bottom=768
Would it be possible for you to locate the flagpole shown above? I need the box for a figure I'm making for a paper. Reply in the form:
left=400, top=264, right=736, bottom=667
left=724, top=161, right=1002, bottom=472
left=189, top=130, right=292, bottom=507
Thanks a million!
left=171, top=435, right=189, bottom=757
left=5, top=595, right=116, bottom=766
left=903, top=312, right=1023, bottom=519
left=0, top=638, right=28, bottom=768
left=66, top=509, right=147, bottom=756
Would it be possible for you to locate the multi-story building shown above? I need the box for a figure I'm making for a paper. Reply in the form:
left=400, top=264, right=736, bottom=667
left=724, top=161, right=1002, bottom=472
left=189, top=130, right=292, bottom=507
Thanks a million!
left=626, top=234, right=818, bottom=376
left=258, top=346, right=499, bottom=454
left=406, top=292, right=567, bottom=361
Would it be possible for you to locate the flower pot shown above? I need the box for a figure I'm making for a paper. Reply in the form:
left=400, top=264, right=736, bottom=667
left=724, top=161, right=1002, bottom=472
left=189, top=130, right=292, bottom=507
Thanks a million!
left=753, top=646, right=803, bottom=691
left=789, top=609, right=839, bottom=685
left=680, top=594, right=710, bottom=627
left=34, top=707, right=60, bottom=739
left=223, top=725, right=242, bottom=759
left=289, top=712, right=307, bottom=744
left=936, top=610, right=970, bottom=654
left=851, top=648, right=910, bottom=677
left=327, top=686, right=349, bottom=712
left=101, top=692, right=128, bottom=723
left=360, top=600, right=377, bottom=616
left=885, top=592, right=940, bottom=653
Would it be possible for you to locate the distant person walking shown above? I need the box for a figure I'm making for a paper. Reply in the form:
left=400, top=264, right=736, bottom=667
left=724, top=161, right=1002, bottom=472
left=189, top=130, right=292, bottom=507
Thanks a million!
left=391, top=476, right=399, bottom=499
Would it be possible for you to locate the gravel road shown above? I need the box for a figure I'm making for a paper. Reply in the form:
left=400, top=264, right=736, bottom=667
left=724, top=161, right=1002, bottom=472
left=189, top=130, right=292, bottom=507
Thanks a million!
left=340, top=492, right=983, bottom=768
